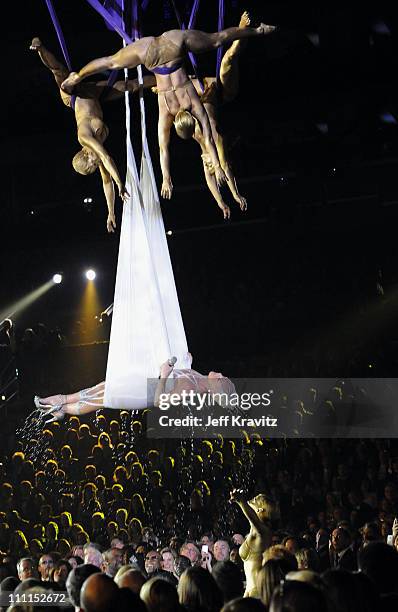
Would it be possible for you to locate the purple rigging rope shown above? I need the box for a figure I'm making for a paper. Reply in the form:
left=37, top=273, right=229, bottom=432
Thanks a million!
left=187, top=0, right=200, bottom=29
left=170, top=0, right=183, bottom=29
left=216, top=0, right=225, bottom=81
left=170, top=0, right=203, bottom=91
left=132, top=0, right=140, bottom=41
left=85, top=0, right=133, bottom=43
left=45, top=0, right=72, bottom=70
left=45, top=0, right=76, bottom=108
left=85, top=0, right=136, bottom=88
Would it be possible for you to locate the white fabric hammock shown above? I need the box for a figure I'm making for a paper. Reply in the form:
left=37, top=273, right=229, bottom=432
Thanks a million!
left=103, top=68, right=191, bottom=409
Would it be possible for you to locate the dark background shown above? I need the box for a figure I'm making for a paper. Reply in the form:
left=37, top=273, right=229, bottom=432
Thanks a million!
left=3, top=0, right=398, bottom=386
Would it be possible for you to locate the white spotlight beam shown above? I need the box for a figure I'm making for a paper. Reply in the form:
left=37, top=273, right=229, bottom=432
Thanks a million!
left=0, top=280, right=54, bottom=323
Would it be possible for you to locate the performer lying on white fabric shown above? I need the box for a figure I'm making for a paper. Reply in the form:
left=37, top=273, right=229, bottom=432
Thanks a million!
left=33, top=355, right=235, bottom=423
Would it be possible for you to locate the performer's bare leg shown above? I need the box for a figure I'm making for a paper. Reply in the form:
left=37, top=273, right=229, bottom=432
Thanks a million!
left=219, top=11, right=250, bottom=103
left=37, top=383, right=105, bottom=423
left=61, top=22, right=275, bottom=92
left=30, top=38, right=72, bottom=107
left=38, top=382, right=103, bottom=406
left=61, top=37, right=153, bottom=92
left=183, top=22, right=275, bottom=55
left=61, top=398, right=103, bottom=416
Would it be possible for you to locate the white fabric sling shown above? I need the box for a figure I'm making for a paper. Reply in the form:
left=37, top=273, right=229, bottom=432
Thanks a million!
left=103, top=67, right=191, bottom=409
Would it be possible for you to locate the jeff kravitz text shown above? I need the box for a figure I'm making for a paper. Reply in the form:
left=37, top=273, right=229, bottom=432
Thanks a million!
left=158, top=414, right=278, bottom=428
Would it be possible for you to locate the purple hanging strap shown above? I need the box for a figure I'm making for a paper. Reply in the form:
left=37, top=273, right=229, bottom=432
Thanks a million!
left=170, top=0, right=183, bottom=29
left=85, top=0, right=133, bottom=43
left=132, top=0, right=139, bottom=41
left=103, top=0, right=124, bottom=32
left=188, top=0, right=200, bottom=29
left=85, top=0, right=136, bottom=87
left=216, top=0, right=225, bottom=81
left=171, top=0, right=203, bottom=91
left=186, top=0, right=202, bottom=85
left=45, top=0, right=76, bottom=108
left=45, top=0, right=72, bottom=70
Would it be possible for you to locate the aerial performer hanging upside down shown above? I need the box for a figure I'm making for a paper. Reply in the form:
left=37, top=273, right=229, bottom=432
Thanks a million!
left=33, top=355, right=235, bottom=422
left=61, top=20, right=276, bottom=200
left=172, top=10, right=251, bottom=218
left=29, top=38, right=141, bottom=231
left=126, top=11, right=249, bottom=218
left=130, top=12, right=251, bottom=217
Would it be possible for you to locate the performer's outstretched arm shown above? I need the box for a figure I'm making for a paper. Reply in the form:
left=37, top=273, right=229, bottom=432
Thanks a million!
left=222, top=163, right=247, bottom=211
left=190, top=101, right=227, bottom=187
left=230, top=489, right=270, bottom=537
left=77, top=129, right=129, bottom=202
left=202, top=163, right=230, bottom=219
left=158, top=112, right=175, bottom=199
left=154, top=361, right=175, bottom=407
left=99, top=165, right=116, bottom=232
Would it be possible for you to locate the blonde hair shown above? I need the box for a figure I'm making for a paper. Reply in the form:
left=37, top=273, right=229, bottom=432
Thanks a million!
left=72, top=149, right=98, bottom=175
left=174, top=110, right=195, bottom=140
left=262, top=545, right=297, bottom=570
left=249, top=493, right=279, bottom=521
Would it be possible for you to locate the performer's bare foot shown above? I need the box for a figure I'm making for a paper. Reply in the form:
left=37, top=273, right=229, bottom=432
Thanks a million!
left=257, top=23, right=277, bottom=35
left=61, top=72, right=81, bottom=93
left=30, top=37, right=42, bottom=51
left=34, top=393, right=66, bottom=408
left=239, top=11, right=250, bottom=28
left=235, top=195, right=247, bottom=212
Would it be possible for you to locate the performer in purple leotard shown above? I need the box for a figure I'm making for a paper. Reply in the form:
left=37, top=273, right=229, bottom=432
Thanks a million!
left=61, top=21, right=276, bottom=200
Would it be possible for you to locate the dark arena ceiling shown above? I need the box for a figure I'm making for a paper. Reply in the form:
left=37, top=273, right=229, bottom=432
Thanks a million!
left=3, top=1, right=398, bottom=309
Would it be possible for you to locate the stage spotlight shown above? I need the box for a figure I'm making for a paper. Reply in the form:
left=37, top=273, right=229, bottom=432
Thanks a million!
left=0, top=280, right=55, bottom=324
left=53, top=274, right=63, bottom=284
left=167, top=230, right=173, bottom=236
left=83, top=197, right=93, bottom=204
left=85, top=269, right=96, bottom=281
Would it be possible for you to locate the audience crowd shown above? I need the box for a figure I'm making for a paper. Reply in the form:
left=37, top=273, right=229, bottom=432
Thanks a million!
left=0, top=401, right=398, bottom=610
